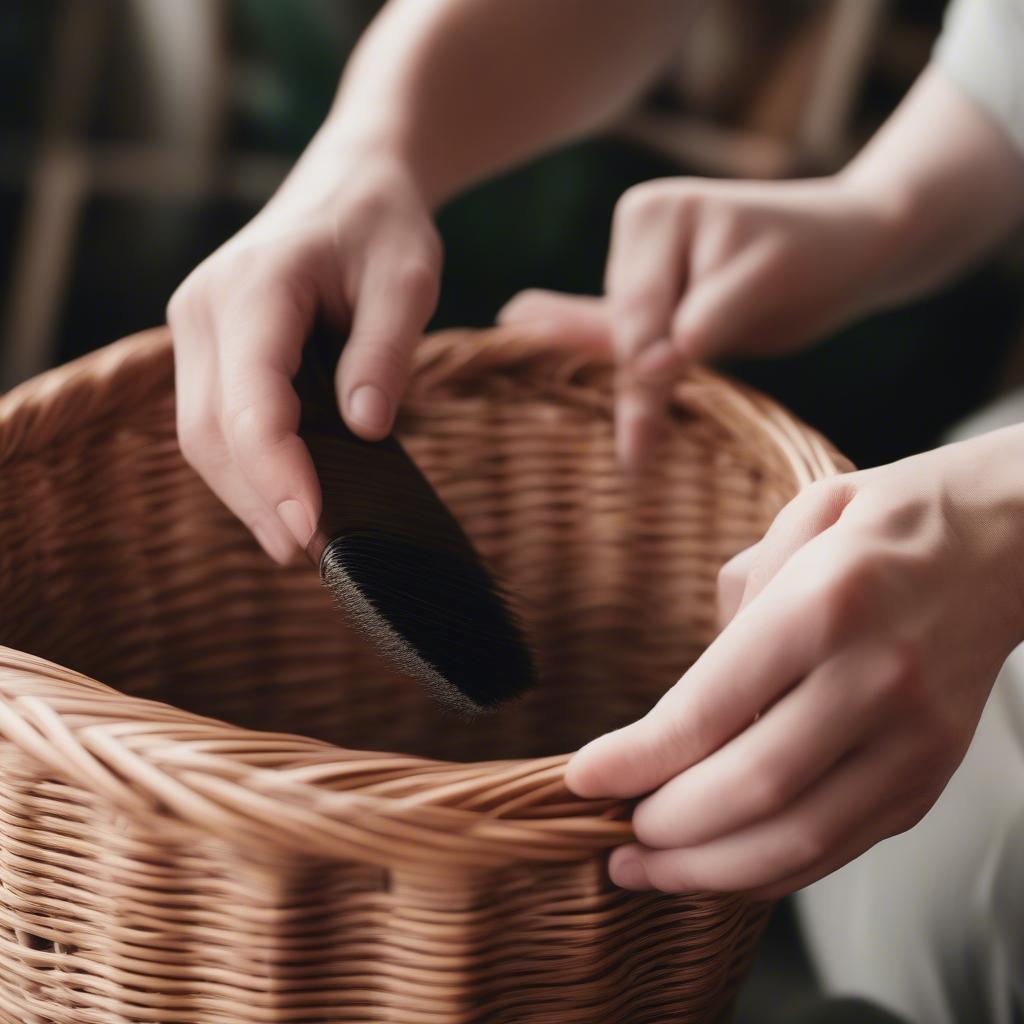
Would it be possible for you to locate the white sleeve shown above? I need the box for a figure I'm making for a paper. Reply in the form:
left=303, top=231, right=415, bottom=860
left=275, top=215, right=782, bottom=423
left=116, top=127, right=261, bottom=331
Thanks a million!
left=933, top=0, right=1024, bottom=155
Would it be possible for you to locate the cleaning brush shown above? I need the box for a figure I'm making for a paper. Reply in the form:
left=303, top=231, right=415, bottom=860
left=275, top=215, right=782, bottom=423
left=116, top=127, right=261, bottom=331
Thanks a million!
left=294, top=321, right=536, bottom=716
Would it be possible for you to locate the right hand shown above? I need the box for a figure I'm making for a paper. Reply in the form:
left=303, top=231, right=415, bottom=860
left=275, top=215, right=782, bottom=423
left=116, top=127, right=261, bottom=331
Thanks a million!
left=168, top=136, right=441, bottom=564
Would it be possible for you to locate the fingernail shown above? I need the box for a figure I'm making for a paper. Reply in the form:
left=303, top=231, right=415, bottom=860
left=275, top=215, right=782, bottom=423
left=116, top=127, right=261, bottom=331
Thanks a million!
left=617, top=392, right=664, bottom=474
left=616, top=414, right=647, bottom=476
left=277, top=499, right=314, bottom=548
left=612, top=853, right=649, bottom=890
left=348, top=384, right=391, bottom=437
left=252, top=523, right=292, bottom=566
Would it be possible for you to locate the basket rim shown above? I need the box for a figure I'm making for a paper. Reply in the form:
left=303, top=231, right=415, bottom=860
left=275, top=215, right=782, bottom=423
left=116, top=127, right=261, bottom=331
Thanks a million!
left=0, top=326, right=851, bottom=867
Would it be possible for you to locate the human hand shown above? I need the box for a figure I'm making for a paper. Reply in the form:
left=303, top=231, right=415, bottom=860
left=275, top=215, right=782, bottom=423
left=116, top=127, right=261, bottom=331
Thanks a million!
left=499, top=175, right=903, bottom=470
left=566, top=426, right=1024, bottom=898
left=168, top=135, right=441, bottom=563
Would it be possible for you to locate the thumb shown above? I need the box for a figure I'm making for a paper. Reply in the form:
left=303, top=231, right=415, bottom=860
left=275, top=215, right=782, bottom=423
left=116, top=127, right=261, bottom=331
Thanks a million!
left=337, top=247, right=440, bottom=439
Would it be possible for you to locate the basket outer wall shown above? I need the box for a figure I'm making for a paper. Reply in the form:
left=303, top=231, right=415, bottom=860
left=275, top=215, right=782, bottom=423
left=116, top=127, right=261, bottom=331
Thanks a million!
left=0, top=327, right=850, bottom=1023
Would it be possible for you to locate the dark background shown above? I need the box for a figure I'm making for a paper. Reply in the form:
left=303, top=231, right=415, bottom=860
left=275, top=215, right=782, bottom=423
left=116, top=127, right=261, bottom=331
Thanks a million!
left=3, top=0, right=1023, bottom=470
left=2, top=3, right=1021, bottom=1022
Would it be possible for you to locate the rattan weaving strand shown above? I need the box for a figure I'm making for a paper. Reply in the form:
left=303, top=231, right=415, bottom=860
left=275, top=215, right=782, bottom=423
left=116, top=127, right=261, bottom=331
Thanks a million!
left=0, top=326, right=850, bottom=1023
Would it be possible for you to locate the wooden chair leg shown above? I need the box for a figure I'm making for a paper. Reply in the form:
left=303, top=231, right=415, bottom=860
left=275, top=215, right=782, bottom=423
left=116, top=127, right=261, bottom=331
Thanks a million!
left=1, top=0, right=103, bottom=391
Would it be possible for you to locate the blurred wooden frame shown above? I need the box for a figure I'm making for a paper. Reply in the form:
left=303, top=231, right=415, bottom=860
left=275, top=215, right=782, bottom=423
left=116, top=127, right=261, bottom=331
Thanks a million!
left=618, top=0, right=890, bottom=178
left=2, top=0, right=891, bottom=391
left=0, top=0, right=290, bottom=392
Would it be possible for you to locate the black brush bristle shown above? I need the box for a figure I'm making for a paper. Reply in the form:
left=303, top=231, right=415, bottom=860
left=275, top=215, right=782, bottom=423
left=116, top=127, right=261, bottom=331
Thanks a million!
left=320, top=531, right=535, bottom=717
left=295, top=320, right=536, bottom=715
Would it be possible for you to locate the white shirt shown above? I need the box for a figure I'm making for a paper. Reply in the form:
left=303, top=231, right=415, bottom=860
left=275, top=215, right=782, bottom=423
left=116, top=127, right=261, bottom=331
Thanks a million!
left=934, top=0, right=1024, bottom=154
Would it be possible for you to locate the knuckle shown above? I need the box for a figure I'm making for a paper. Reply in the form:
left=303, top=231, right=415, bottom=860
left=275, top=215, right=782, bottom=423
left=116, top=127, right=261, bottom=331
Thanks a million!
left=223, top=401, right=285, bottom=454
left=615, top=180, right=674, bottom=225
left=614, top=282, right=669, bottom=323
left=888, top=640, right=926, bottom=698
left=227, top=238, right=311, bottom=293
left=869, top=639, right=931, bottom=715
left=700, top=202, right=742, bottom=246
left=166, top=290, right=186, bottom=324
left=395, top=258, right=439, bottom=307
left=785, top=479, right=850, bottom=538
left=176, top=411, right=217, bottom=466
left=347, top=184, right=392, bottom=226
left=801, top=477, right=845, bottom=514
left=845, top=491, right=928, bottom=540
left=768, top=479, right=837, bottom=540
left=237, top=263, right=298, bottom=308
left=813, top=549, right=885, bottom=642
left=167, top=278, right=202, bottom=324
left=717, top=555, right=746, bottom=598
left=217, top=243, right=261, bottom=281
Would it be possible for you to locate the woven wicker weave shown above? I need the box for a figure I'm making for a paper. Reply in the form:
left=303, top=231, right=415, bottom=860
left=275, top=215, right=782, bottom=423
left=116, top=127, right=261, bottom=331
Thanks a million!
left=0, top=326, right=849, bottom=1024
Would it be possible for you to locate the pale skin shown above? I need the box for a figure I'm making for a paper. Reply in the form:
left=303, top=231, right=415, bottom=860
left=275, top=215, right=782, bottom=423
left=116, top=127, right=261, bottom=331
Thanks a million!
left=527, top=66, right=1024, bottom=896
left=169, top=1, right=1024, bottom=895
left=568, top=429, right=1024, bottom=898
left=168, top=0, right=691, bottom=563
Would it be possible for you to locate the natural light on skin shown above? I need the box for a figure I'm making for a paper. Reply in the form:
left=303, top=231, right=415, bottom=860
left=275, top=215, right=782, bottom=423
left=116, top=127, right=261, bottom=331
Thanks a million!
left=551, top=65, right=1024, bottom=897
left=168, top=0, right=693, bottom=567
left=567, top=434, right=1024, bottom=898
left=165, top=0, right=1024, bottom=902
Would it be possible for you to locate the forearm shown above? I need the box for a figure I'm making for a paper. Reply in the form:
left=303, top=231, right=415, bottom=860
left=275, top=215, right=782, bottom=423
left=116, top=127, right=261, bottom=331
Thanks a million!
left=840, top=63, right=1024, bottom=310
left=319, top=0, right=692, bottom=206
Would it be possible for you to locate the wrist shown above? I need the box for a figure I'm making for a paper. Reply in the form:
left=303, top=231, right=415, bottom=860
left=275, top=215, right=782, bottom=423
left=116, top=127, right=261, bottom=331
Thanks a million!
left=831, top=170, right=922, bottom=312
left=264, top=121, right=434, bottom=227
left=310, top=107, right=451, bottom=210
left=948, top=425, right=1024, bottom=647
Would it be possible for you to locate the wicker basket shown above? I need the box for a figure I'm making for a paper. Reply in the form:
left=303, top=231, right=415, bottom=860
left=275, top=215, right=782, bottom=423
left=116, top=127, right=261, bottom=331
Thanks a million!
left=0, top=326, right=848, bottom=1024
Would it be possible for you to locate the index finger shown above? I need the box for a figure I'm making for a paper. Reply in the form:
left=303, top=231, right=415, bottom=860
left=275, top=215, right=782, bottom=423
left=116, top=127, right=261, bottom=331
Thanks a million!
left=216, top=286, right=322, bottom=548
left=605, top=189, right=689, bottom=471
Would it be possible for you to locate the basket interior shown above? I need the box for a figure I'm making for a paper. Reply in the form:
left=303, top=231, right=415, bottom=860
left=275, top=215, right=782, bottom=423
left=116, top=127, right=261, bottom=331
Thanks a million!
left=0, top=346, right=788, bottom=763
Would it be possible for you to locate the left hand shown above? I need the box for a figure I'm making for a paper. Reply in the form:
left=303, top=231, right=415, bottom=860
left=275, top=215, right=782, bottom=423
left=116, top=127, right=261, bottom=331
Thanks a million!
left=497, top=175, right=904, bottom=471
left=566, top=426, right=1024, bottom=899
